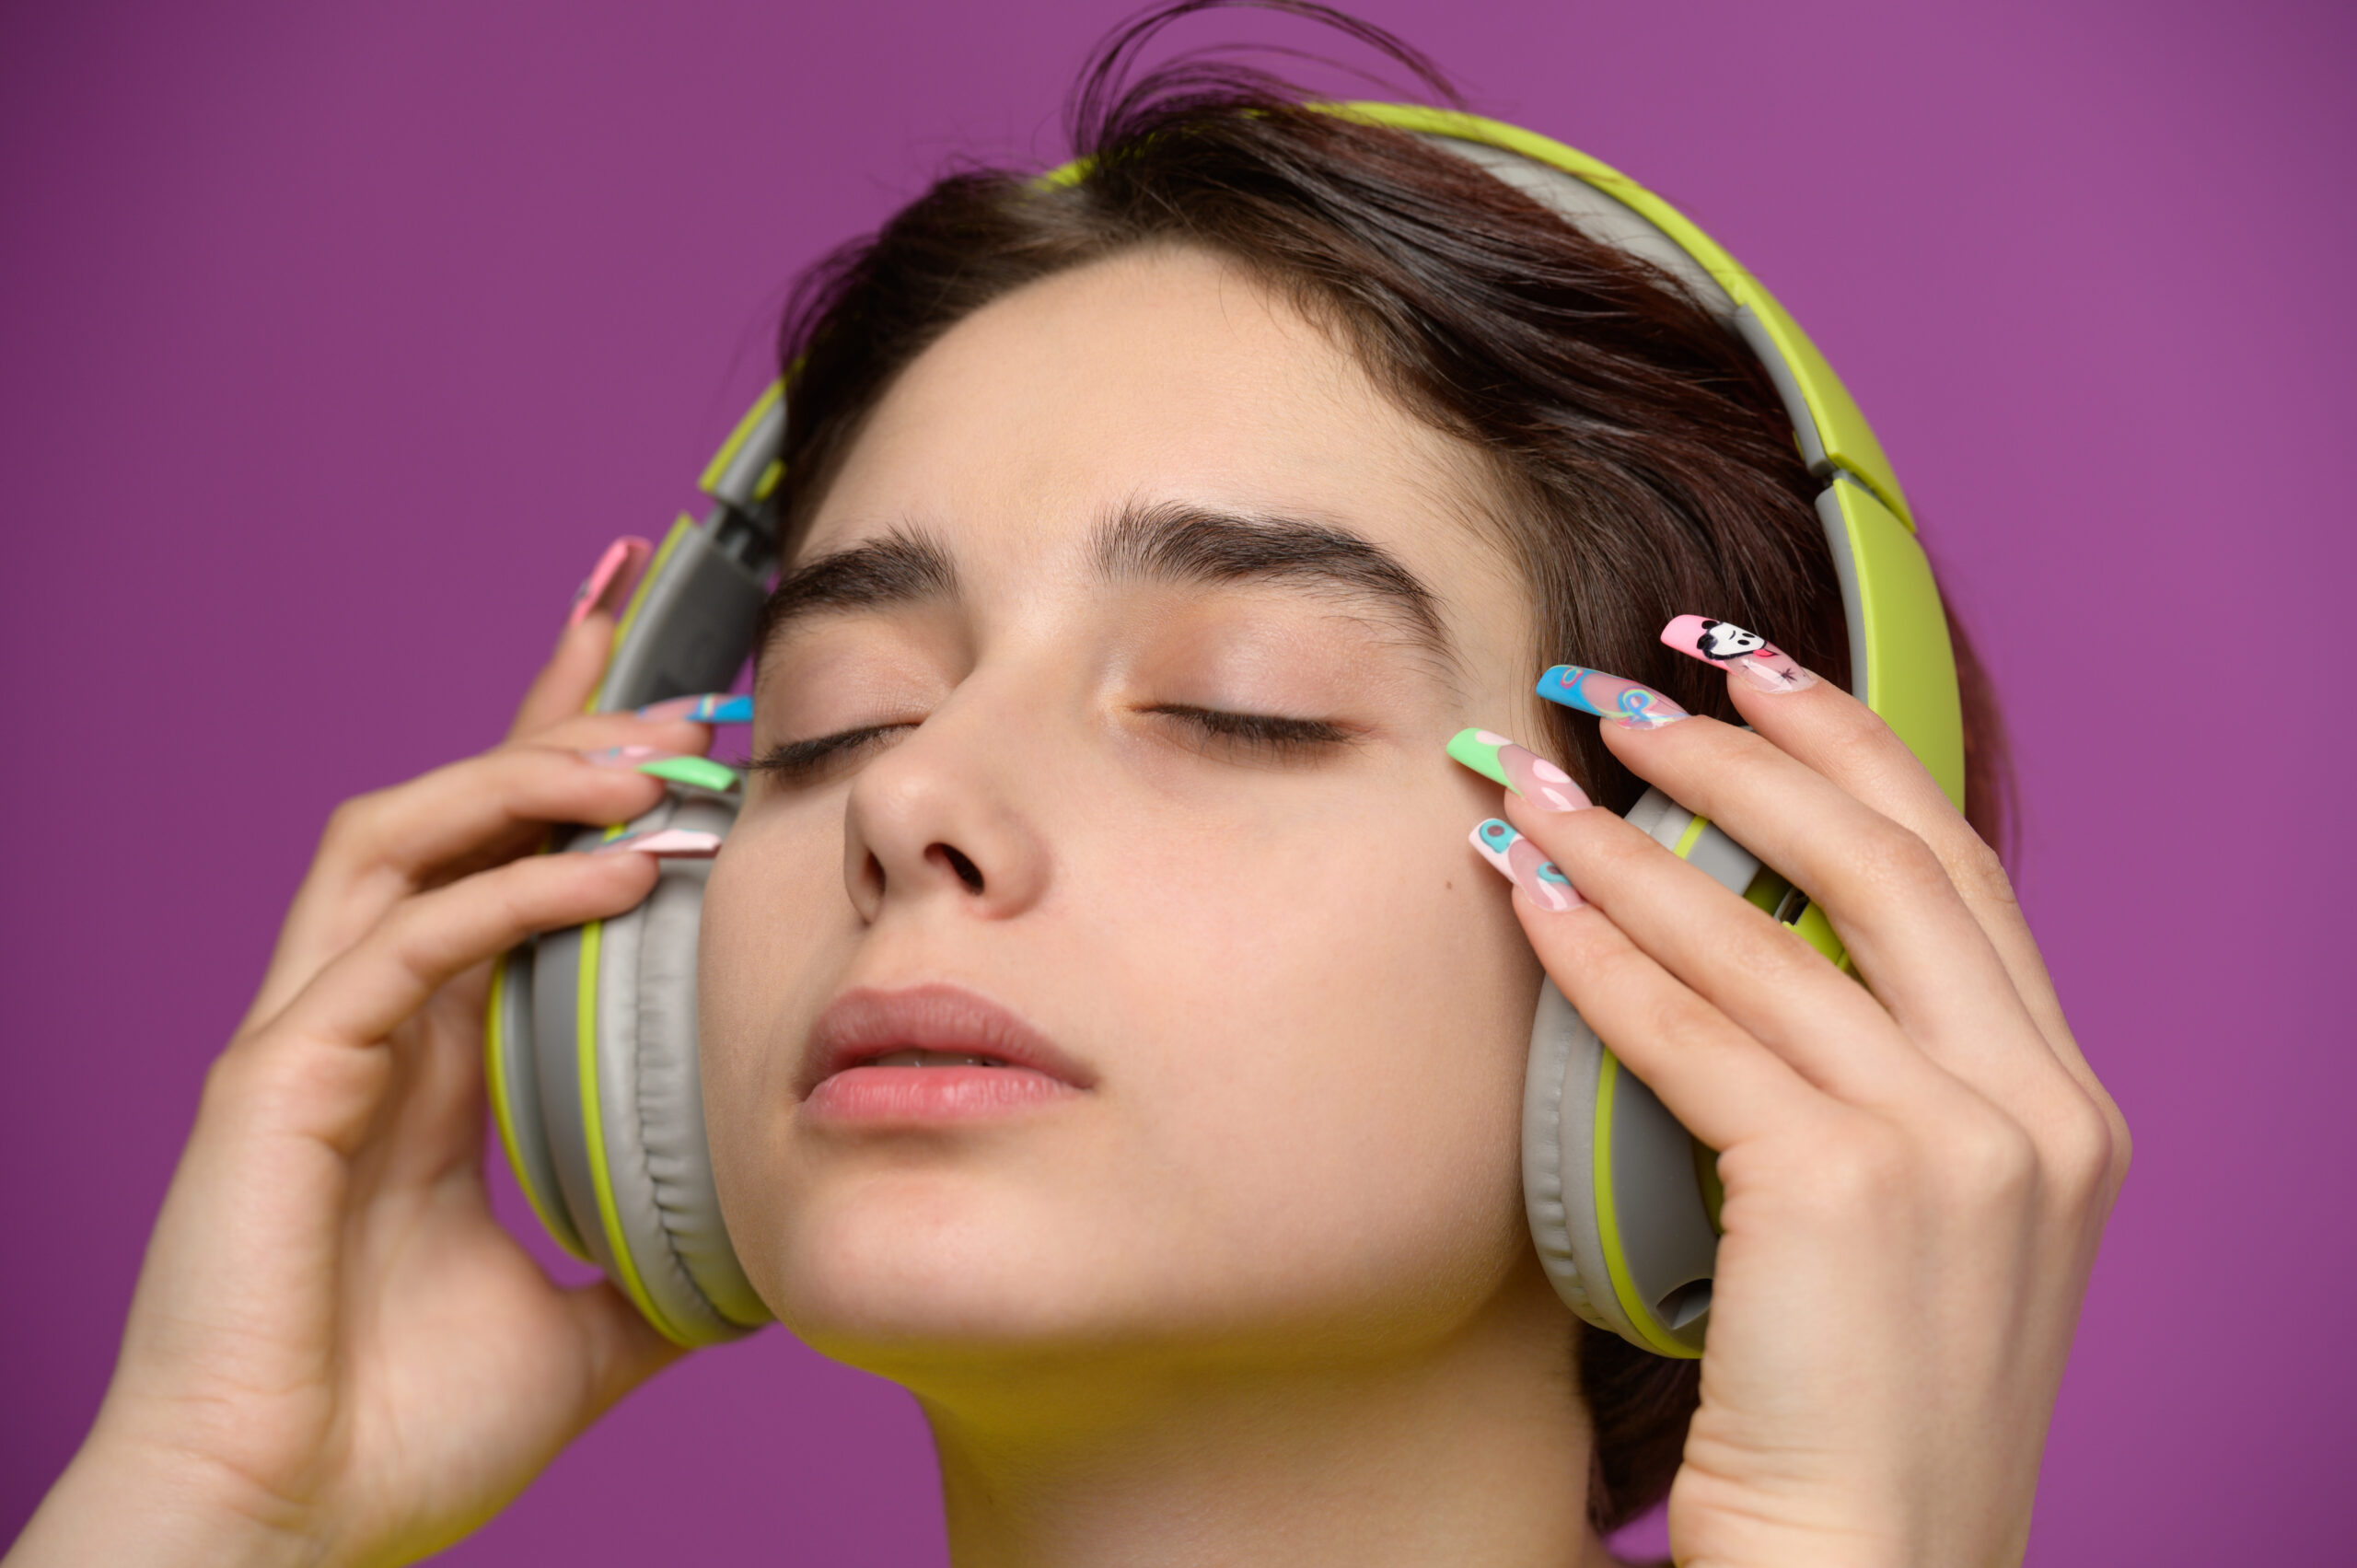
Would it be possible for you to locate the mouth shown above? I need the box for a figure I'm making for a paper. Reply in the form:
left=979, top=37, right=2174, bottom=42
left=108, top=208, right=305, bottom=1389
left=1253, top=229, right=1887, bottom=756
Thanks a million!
left=800, top=982, right=1093, bottom=1123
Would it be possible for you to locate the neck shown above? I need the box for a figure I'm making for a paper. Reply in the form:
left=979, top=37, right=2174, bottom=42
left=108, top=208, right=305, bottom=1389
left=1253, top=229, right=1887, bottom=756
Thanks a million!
left=907, top=1270, right=1618, bottom=1568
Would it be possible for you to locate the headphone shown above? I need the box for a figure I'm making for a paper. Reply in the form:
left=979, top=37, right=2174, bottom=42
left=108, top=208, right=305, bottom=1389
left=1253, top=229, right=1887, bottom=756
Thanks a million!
left=484, top=104, right=1966, bottom=1357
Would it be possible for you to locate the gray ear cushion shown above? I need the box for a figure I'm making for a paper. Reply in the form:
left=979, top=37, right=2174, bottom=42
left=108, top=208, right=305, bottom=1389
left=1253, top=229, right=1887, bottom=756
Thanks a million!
left=534, top=791, right=768, bottom=1346
left=491, top=942, right=589, bottom=1260
left=1523, top=976, right=1648, bottom=1348
left=609, top=791, right=768, bottom=1332
left=1521, top=788, right=1730, bottom=1355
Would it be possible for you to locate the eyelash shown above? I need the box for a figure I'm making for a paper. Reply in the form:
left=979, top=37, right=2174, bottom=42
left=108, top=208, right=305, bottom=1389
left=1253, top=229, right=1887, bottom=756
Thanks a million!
left=748, top=724, right=909, bottom=784
left=1144, top=704, right=1354, bottom=762
left=746, top=707, right=1350, bottom=784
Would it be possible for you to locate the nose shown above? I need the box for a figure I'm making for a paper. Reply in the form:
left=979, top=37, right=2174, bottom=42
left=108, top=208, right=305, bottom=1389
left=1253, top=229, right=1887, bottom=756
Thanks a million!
left=839, top=695, right=1053, bottom=924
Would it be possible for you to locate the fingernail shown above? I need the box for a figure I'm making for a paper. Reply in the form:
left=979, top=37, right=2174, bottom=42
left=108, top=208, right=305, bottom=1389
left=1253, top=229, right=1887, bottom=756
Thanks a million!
left=1469, top=819, right=1580, bottom=912
left=587, top=828, right=723, bottom=858
left=1446, top=728, right=1593, bottom=812
left=582, top=745, right=665, bottom=768
left=634, top=755, right=741, bottom=792
left=1660, top=615, right=1820, bottom=694
left=565, top=537, right=653, bottom=628
left=1536, top=666, right=1688, bottom=729
left=636, top=693, right=752, bottom=724
left=579, top=748, right=741, bottom=791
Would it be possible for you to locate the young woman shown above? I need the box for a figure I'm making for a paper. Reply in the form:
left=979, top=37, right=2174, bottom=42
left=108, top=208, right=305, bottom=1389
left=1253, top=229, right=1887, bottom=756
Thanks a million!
left=6, top=7, right=2126, bottom=1565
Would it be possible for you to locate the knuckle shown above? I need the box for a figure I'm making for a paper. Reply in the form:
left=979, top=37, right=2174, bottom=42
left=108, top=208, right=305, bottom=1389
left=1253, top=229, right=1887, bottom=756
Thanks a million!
left=1840, top=820, right=1949, bottom=903
left=2045, top=1091, right=2127, bottom=1201
left=1934, top=1110, right=2038, bottom=1208
left=1944, top=832, right=2020, bottom=912
left=1805, top=1120, right=1912, bottom=1210
left=319, top=790, right=389, bottom=852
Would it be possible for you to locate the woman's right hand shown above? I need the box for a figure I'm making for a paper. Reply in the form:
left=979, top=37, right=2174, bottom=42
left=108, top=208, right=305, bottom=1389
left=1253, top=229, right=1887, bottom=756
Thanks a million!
left=9, top=580, right=723, bottom=1567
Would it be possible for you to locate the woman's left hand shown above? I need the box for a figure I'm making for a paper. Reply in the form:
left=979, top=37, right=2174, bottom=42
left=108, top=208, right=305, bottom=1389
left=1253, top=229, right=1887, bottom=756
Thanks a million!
left=1492, top=638, right=2129, bottom=1568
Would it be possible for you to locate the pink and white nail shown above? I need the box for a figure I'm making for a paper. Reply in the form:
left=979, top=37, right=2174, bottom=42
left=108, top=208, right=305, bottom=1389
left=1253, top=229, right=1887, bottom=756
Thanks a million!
left=1475, top=731, right=1592, bottom=812
left=588, top=828, right=723, bottom=858
left=1659, top=615, right=1820, bottom=693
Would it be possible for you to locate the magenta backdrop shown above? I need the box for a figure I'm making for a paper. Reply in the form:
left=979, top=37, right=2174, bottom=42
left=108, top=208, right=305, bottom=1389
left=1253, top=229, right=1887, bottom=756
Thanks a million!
left=5, top=1, right=2350, bottom=1562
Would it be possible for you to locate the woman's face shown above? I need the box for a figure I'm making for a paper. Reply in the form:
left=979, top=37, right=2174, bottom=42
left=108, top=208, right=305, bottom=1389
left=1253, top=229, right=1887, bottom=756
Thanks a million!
left=699, top=245, right=1561, bottom=1382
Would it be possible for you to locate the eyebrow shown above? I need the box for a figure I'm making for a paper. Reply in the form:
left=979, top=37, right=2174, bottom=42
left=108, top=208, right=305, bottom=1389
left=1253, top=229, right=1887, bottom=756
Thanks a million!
left=756, top=500, right=1457, bottom=672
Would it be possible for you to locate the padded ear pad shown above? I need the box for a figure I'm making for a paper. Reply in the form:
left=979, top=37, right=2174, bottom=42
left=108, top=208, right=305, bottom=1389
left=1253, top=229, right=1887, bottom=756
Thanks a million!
left=499, top=789, right=771, bottom=1347
left=1521, top=787, right=1748, bottom=1360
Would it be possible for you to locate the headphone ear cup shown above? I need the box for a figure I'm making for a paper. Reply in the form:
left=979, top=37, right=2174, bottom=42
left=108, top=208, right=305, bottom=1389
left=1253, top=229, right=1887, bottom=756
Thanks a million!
left=488, top=939, right=593, bottom=1261
left=522, top=790, right=768, bottom=1347
left=1522, top=976, right=1648, bottom=1347
left=1523, top=977, right=1717, bottom=1359
left=1523, top=790, right=1725, bottom=1360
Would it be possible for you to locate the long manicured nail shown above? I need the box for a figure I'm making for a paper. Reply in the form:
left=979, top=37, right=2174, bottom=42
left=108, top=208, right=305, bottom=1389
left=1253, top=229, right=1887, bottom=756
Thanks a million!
left=1660, top=615, right=1820, bottom=694
left=588, top=827, right=723, bottom=858
left=580, top=748, right=739, bottom=791
left=637, top=693, right=752, bottom=724
left=1469, top=819, right=1580, bottom=912
left=566, top=536, right=653, bottom=628
left=583, top=745, right=665, bottom=769
left=1536, top=666, right=1688, bottom=729
left=1446, top=728, right=1593, bottom=812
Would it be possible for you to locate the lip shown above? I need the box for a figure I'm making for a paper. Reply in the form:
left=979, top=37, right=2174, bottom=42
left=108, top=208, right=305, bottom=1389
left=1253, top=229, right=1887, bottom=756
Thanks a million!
left=799, top=982, right=1094, bottom=1124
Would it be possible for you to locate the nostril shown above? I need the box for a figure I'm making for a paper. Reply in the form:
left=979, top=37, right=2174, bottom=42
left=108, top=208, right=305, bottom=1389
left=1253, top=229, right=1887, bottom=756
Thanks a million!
left=931, top=842, right=984, bottom=893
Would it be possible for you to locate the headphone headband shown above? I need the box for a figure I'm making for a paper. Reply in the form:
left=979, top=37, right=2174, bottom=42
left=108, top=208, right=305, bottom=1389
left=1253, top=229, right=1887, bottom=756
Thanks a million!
left=612, top=103, right=1964, bottom=804
left=507, top=104, right=1968, bottom=1353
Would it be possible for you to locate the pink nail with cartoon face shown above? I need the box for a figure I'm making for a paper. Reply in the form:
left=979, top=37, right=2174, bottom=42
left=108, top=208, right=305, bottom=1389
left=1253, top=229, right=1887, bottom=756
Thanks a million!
left=1659, top=615, right=1820, bottom=694
left=566, top=536, right=654, bottom=628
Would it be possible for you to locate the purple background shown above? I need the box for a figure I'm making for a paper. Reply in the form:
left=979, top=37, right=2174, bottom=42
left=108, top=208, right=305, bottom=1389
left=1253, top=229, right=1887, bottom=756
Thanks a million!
left=5, top=1, right=2350, bottom=1561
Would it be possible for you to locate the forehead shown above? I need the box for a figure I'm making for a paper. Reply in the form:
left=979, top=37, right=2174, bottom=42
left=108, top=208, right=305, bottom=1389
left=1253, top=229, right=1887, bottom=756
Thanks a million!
left=795, top=246, right=1532, bottom=661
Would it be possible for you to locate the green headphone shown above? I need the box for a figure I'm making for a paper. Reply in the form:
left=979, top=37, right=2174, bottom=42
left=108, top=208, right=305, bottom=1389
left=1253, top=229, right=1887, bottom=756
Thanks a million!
left=485, top=104, right=1965, bottom=1357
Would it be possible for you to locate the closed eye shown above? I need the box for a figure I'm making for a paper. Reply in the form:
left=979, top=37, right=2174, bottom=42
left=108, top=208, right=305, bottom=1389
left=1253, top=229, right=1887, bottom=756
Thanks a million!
left=747, top=723, right=912, bottom=784
left=1146, top=704, right=1356, bottom=763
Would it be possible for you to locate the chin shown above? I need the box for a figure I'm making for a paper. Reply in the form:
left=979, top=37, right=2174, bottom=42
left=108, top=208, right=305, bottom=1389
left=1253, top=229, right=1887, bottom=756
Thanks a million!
left=749, top=1168, right=1151, bottom=1365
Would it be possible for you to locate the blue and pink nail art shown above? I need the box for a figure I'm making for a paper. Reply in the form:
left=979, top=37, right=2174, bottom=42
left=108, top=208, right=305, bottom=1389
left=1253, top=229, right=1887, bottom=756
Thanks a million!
left=1470, top=819, right=1580, bottom=912
left=637, top=693, right=752, bottom=724
left=1536, top=666, right=1688, bottom=729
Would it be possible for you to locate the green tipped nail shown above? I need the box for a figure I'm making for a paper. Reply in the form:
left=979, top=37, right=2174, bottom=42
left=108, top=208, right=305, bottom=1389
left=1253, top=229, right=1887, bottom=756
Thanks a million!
left=1446, top=727, right=1518, bottom=794
left=635, top=754, right=741, bottom=793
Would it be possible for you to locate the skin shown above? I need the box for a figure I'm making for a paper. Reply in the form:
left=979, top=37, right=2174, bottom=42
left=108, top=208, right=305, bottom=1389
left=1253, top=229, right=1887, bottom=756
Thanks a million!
left=7, top=246, right=2126, bottom=1568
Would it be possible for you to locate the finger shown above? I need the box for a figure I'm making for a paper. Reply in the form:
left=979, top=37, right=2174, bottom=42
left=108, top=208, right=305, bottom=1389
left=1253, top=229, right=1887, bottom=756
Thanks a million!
left=1503, top=794, right=1932, bottom=1108
left=1596, top=714, right=2061, bottom=1098
left=255, top=850, right=665, bottom=1149
left=247, top=732, right=722, bottom=1028
left=1713, top=664, right=2090, bottom=1082
left=1496, top=886, right=1819, bottom=1152
left=509, top=536, right=653, bottom=741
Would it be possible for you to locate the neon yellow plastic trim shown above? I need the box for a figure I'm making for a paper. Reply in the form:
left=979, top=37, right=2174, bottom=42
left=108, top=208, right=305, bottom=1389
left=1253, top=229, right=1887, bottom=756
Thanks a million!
left=484, top=959, right=592, bottom=1264
left=1791, top=901, right=1855, bottom=974
left=1592, top=1051, right=1701, bottom=1359
left=698, top=378, right=784, bottom=498
left=586, top=516, right=696, bottom=714
left=1826, top=478, right=1965, bottom=808
left=575, top=904, right=696, bottom=1348
left=1671, top=813, right=1710, bottom=859
left=1321, top=103, right=1911, bottom=528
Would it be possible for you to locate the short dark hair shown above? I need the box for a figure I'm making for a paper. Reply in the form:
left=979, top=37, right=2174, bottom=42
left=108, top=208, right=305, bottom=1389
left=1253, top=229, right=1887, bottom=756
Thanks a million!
left=768, top=0, right=2012, bottom=1535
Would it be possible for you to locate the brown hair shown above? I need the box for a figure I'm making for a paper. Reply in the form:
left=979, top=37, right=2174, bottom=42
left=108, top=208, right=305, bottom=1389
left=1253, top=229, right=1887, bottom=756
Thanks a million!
left=767, top=0, right=2010, bottom=1535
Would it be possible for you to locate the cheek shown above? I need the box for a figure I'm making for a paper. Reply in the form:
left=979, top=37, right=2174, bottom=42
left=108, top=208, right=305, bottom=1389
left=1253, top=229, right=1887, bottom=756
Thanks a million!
left=693, top=808, right=844, bottom=1281
left=1097, top=782, right=1544, bottom=1313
